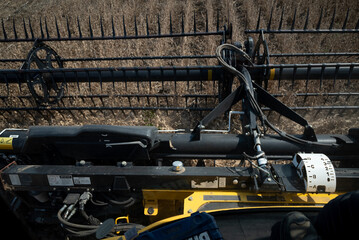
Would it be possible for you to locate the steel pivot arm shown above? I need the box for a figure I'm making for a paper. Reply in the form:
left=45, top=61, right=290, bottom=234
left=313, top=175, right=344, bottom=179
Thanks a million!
left=190, top=67, right=317, bottom=142
left=190, top=85, right=245, bottom=141
left=254, top=82, right=317, bottom=141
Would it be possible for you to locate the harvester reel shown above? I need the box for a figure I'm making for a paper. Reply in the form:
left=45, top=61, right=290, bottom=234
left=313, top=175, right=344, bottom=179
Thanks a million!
left=252, top=31, right=270, bottom=89
left=23, top=41, right=64, bottom=106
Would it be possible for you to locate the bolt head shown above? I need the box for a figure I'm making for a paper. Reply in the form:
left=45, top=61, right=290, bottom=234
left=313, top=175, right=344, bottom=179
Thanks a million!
left=172, top=161, right=183, bottom=172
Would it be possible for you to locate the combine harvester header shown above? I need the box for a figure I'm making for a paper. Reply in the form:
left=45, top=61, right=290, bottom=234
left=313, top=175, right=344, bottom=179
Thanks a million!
left=0, top=6, right=358, bottom=240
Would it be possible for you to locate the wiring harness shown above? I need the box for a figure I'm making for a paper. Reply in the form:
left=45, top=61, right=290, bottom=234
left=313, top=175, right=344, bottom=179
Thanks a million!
left=57, top=192, right=143, bottom=238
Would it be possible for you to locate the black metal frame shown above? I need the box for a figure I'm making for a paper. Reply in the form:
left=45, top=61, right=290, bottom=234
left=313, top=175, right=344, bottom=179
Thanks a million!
left=1, top=163, right=358, bottom=193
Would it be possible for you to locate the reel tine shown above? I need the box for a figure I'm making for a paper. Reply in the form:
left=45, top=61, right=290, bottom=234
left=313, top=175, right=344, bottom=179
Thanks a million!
left=303, top=8, right=309, bottom=30
left=267, top=5, right=274, bottom=31
left=39, top=17, right=44, bottom=39
left=45, top=17, right=50, bottom=39
left=157, top=14, right=161, bottom=35
left=28, top=18, right=34, bottom=39
left=146, top=15, right=149, bottom=35
left=123, top=15, right=127, bottom=37
left=100, top=16, right=104, bottom=37
left=181, top=13, right=185, bottom=33
left=216, top=9, right=219, bottom=32
left=134, top=16, right=138, bottom=37
left=89, top=16, right=93, bottom=38
left=205, top=11, right=208, bottom=32
left=342, top=8, right=349, bottom=29
left=55, top=16, right=61, bottom=39
left=1, top=18, right=7, bottom=40
left=77, top=16, right=82, bottom=38
left=278, top=7, right=284, bottom=30
left=169, top=13, right=173, bottom=35
left=193, top=11, right=196, bottom=33
left=66, top=17, right=71, bottom=39
left=3, top=73, right=9, bottom=96
left=246, top=7, right=359, bottom=33
left=75, top=71, right=80, bottom=92
left=316, top=7, right=323, bottom=30
left=329, top=7, right=336, bottom=30
left=86, top=69, right=91, bottom=91
left=111, top=16, right=116, bottom=38
left=12, top=19, right=17, bottom=40
left=291, top=8, right=297, bottom=30
left=256, top=8, right=261, bottom=30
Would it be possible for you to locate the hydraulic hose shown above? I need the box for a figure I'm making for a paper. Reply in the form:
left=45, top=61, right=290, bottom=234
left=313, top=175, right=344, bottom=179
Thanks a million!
left=215, top=43, right=338, bottom=148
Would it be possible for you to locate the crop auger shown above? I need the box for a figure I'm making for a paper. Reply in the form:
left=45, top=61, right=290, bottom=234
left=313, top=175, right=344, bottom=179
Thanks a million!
left=0, top=6, right=358, bottom=240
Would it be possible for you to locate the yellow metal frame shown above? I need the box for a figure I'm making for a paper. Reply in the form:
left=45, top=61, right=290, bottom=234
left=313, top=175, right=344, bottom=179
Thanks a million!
left=104, top=189, right=343, bottom=240
left=143, top=189, right=341, bottom=219
left=105, top=205, right=331, bottom=240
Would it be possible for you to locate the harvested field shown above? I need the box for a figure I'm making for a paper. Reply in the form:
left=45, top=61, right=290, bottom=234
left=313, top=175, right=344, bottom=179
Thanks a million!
left=0, top=0, right=358, bottom=136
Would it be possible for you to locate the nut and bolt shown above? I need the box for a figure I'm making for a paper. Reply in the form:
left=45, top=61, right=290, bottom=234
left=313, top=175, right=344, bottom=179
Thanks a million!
left=147, top=207, right=154, bottom=215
